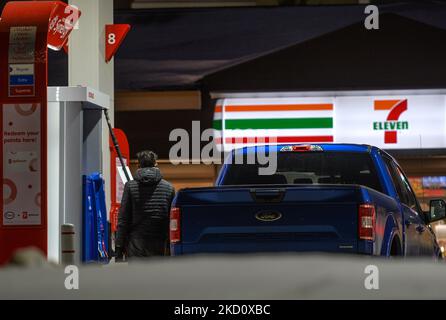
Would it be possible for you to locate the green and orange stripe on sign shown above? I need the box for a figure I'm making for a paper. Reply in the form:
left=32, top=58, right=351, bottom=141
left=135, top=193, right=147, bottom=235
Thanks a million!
left=213, top=102, right=334, bottom=148
left=214, top=118, right=333, bottom=130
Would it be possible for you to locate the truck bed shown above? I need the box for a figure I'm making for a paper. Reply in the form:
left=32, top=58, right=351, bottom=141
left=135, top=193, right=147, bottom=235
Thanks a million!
left=171, top=184, right=372, bottom=255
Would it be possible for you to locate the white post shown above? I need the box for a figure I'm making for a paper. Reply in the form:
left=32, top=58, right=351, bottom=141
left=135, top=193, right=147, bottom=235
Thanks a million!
left=68, top=0, right=114, bottom=217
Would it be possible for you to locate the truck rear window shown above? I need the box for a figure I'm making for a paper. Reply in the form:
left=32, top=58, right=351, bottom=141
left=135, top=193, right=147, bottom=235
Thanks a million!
left=221, top=151, right=383, bottom=193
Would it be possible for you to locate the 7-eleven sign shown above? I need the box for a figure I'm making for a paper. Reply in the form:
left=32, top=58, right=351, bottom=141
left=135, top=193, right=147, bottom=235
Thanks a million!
left=373, top=99, right=408, bottom=144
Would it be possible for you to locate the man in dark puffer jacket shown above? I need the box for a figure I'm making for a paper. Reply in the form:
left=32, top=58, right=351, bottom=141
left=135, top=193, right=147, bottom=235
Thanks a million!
left=115, top=150, right=175, bottom=261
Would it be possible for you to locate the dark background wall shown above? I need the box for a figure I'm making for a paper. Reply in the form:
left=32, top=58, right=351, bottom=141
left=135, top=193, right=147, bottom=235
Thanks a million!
left=201, top=14, right=446, bottom=92
left=115, top=92, right=215, bottom=159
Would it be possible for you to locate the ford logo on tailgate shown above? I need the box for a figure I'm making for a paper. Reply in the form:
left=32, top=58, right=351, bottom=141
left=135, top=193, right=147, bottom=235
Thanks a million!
left=255, top=211, right=282, bottom=222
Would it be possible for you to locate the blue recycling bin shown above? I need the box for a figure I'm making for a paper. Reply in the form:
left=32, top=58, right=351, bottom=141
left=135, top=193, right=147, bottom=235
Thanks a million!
left=82, top=173, right=109, bottom=263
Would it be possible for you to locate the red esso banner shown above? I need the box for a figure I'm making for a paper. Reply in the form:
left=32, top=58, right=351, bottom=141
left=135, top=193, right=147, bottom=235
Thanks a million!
left=105, top=24, right=131, bottom=63
left=47, top=2, right=81, bottom=51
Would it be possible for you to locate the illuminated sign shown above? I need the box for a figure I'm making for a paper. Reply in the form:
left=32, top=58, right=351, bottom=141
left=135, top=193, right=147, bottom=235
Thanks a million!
left=215, top=94, right=446, bottom=150
left=373, top=99, right=408, bottom=144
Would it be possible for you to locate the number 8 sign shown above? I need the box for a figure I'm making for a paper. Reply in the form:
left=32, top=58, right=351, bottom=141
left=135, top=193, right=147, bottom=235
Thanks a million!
left=108, top=33, right=116, bottom=45
left=105, top=24, right=131, bottom=63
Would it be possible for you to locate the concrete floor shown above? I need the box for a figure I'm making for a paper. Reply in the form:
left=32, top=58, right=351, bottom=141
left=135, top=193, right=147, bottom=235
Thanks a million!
left=0, top=253, right=445, bottom=299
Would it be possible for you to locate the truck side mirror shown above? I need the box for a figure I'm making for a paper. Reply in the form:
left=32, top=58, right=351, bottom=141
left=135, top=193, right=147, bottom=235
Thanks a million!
left=429, top=199, right=446, bottom=223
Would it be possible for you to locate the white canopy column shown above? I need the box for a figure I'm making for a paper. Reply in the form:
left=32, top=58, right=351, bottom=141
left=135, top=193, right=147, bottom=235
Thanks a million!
left=68, top=0, right=114, bottom=214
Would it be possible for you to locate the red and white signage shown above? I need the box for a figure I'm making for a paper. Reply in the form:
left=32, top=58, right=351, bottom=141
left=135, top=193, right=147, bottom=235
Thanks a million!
left=0, top=1, right=80, bottom=265
left=47, top=2, right=81, bottom=51
left=105, top=24, right=131, bottom=63
left=2, top=104, right=42, bottom=226
left=335, top=95, right=446, bottom=149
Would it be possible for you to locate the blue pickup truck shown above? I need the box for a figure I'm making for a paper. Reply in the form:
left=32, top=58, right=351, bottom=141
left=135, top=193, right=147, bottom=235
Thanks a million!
left=170, top=144, right=445, bottom=257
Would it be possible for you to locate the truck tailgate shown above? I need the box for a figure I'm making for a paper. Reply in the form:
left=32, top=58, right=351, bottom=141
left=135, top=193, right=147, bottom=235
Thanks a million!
left=176, top=185, right=364, bottom=254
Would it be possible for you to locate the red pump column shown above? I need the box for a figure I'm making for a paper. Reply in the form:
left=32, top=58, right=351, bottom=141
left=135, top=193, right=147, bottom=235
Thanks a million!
left=0, top=1, right=80, bottom=265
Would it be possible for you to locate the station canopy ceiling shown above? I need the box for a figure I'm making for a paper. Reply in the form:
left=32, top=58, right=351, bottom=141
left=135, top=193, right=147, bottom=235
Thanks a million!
left=50, top=1, right=446, bottom=90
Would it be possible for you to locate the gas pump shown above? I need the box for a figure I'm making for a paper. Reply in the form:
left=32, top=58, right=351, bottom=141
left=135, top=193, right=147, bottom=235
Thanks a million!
left=0, top=1, right=81, bottom=265
left=0, top=1, right=131, bottom=265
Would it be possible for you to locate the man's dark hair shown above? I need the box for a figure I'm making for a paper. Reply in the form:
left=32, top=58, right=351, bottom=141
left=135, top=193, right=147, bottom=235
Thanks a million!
left=137, top=150, right=158, bottom=168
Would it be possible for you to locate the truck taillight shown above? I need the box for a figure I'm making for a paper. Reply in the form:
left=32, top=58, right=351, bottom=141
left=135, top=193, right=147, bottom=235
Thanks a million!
left=170, top=207, right=181, bottom=244
left=359, top=204, right=376, bottom=241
